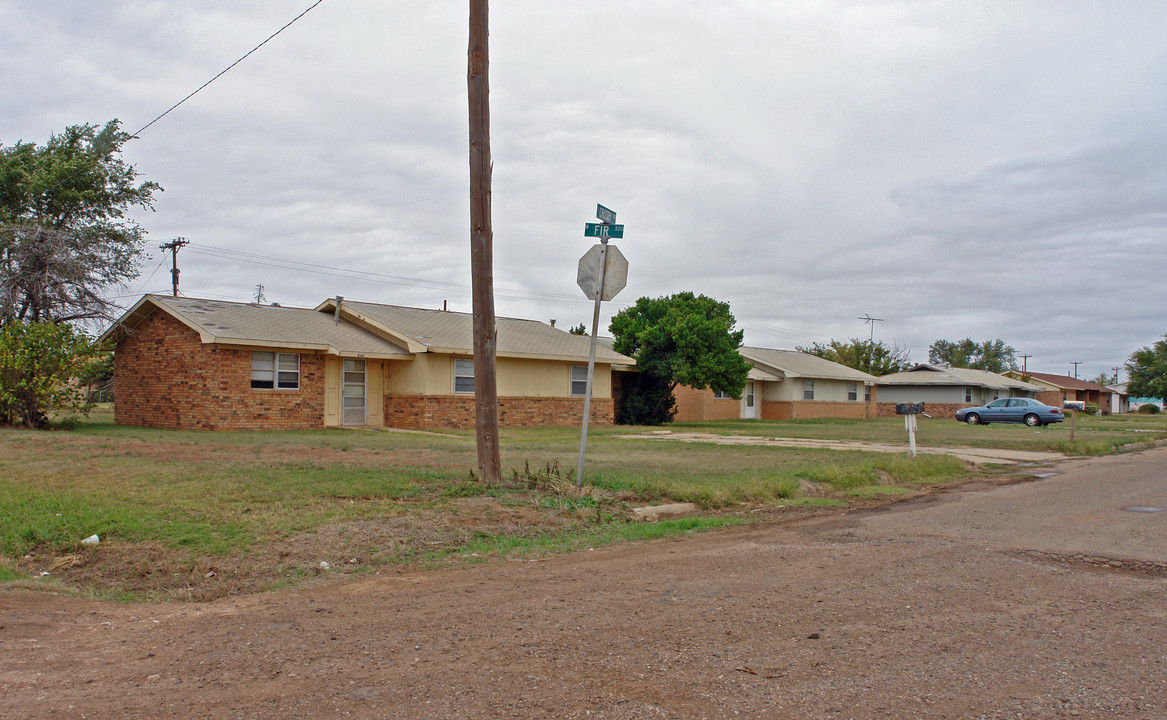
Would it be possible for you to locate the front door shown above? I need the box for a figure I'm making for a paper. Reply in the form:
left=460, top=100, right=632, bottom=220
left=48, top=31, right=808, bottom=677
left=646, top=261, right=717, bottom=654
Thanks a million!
left=342, top=359, right=366, bottom=426
left=741, top=381, right=756, bottom=419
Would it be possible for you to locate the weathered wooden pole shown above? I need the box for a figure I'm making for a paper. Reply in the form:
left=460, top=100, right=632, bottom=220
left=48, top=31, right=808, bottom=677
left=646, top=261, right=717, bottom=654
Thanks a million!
left=468, top=0, right=502, bottom=485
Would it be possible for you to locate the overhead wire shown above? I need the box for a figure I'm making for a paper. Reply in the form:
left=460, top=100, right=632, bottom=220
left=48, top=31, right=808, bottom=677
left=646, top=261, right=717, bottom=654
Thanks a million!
left=131, top=1, right=326, bottom=138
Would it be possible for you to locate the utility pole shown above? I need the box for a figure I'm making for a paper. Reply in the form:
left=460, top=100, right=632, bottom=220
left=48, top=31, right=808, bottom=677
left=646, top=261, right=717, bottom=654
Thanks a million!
left=858, top=314, right=884, bottom=343
left=1071, top=361, right=1082, bottom=379
left=1112, top=366, right=1121, bottom=384
left=1019, top=354, right=1031, bottom=373
left=159, top=237, right=189, bottom=297
left=467, top=0, right=501, bottom=485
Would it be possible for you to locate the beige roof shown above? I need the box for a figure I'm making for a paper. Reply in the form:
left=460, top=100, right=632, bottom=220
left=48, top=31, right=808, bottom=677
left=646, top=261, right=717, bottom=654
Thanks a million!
left=880, top=364, right=1043, bottom=392
left=739, top=347, right=880, bottom=383
left=101, top=295, right=412, bottom=358
left=319, top=298, right=634, bottom=364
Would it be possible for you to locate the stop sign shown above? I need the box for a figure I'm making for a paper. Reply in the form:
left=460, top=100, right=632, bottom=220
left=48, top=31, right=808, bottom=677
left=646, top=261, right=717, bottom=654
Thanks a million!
left=576, top=244, right=628, bottom=301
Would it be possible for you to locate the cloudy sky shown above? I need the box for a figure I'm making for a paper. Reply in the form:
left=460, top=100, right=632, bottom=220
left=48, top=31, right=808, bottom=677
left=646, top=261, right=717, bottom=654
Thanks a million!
left=4, top=1, right=1165, bottom=381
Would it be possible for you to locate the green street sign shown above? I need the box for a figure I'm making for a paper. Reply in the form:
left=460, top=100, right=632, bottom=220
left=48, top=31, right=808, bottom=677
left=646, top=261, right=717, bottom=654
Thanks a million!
left=584, top=223, right=624, bottom=239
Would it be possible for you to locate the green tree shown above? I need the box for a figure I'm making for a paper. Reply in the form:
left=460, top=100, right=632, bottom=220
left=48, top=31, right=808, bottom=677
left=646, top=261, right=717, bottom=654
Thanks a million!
left=1, top=120, right=160, bottom=325
left=1088, top=371, right=1116, bottom=387
left=609, top=292, right=751, bottom=424
left=1125, top=338, right=1167, bottom=401
left=568, top=323, right=587, bottom=335
left=797, top=338, right=911, bottom=375
left=928, top=338, right=1018, bottom=373
left=0, top=321, right=101, bottom=427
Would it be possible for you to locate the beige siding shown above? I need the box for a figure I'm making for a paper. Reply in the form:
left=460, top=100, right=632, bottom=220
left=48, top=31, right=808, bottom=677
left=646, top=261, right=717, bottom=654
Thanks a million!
left=366, top=359, right=385, bottom=426
left=497, top=358, right=611, bottom=398
left=762, top=378, right=864, bottom=403
left=384, top=353, right=611, bottom=399
left=385, top=355, right=448, bottom=395
left=324, top=356, right=341, bottom=426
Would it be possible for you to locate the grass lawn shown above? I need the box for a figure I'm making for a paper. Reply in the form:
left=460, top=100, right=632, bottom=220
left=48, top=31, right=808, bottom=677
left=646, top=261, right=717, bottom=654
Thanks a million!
left=2, top=407, right=1163, bottom=601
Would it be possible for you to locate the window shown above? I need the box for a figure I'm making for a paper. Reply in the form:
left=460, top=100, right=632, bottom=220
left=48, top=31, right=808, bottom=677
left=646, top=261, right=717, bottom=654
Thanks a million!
left=251, top=352, right=299, bottom=390
left=454, top=358, right=475, bottom=394
left=847, top=382, right=858, bottom=401
left=802, top=380, right=814, bottom=400
left=865, top=385, right=871, bottom=402
left=571, top=366, right=588, bottom=396
left=965, top=387, right=973, bottom=403
left=713, top=389, right=731, bottom=400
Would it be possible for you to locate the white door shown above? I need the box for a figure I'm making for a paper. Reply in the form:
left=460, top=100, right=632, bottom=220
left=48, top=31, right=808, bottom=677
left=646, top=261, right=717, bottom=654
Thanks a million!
left=741, top=381, right=756, bottom=419
left=342, top=359, right=367, bottom=426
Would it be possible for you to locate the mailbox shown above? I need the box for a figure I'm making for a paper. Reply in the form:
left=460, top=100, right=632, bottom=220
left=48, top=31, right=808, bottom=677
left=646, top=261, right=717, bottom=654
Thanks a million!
left=895, top=402, right=924, bottom=415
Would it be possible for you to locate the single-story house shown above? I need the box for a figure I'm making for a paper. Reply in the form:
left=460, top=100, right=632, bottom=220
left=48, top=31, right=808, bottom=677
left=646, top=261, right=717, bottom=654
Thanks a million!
left=1113, top=382, right=1163, bottom=413
left=100, top=294, right=633, bottom=431
left=877, top=364, right=1043, bottom=417
left=1002, top=371, right=1115, bottom=413
left=1106, top=383, right=1131, bottom=415
left=673, top=347, right=880, bottom=421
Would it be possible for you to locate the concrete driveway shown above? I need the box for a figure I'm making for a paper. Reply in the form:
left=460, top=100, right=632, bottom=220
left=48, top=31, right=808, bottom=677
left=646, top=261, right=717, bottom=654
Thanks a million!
left=620, top=430, right=1066, bottom=465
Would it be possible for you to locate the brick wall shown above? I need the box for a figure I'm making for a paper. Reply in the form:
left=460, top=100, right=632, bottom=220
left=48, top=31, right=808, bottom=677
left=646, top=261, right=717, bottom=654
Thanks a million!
left=384, top=394, right=614, bottom=429
left=762, top=401, right=870, bottom=420
left=672, top=385, right=741, bottom=422
left=1035, top=390, right=1063, bottom=408
left=113, top=310, right=325, bottom=430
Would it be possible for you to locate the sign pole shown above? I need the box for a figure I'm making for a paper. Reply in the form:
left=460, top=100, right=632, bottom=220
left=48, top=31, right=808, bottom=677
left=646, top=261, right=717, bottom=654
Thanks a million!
left=576, top=237, right=609, bottom=488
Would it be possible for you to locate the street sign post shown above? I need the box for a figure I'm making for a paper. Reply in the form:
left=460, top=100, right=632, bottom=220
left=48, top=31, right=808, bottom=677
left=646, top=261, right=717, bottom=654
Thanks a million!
left=576, top=205, right=628, bottom=487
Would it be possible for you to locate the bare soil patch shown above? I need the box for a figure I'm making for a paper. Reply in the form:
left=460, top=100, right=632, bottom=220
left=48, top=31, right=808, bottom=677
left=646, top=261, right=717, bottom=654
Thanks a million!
left=3, top=451, right=1165, bottom=719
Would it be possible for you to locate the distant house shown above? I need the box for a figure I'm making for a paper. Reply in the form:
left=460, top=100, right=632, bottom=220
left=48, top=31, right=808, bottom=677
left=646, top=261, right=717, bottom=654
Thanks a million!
left=1002, top=371, right=1116, bottom=413
left=672, top=347, right=879, bottom=421
left=1106, top=383, right=1131, bottom=414
left=100, top=294, right=633, bottom=430
left=877, top=364, right=1043, bottom=417
left=1112, top=382, right=1163, bottom=413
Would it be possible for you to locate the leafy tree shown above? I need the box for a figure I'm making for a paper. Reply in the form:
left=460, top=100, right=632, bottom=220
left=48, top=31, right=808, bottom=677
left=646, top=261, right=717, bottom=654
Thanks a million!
left=609, top=292, right=751, bottom=424
left=928, top=338, right=1018, bottom=373
left=568, top=323, right=587, bottom=335
left=797, top=338, right=911, bottom=376
left=1125, top=338, right=1167, bottom=401
left=0, top=321, right=101, bottom=427
left=1088, top=372, right=1117, bottom=387
left=1, top=120, right=161, bottom=325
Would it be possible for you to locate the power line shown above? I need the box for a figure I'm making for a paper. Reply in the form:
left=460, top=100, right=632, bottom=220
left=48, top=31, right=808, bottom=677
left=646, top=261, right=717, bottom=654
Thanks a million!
left=185, top=243, right=594, bottom=303
left=131, top=1, right=326, bottom=138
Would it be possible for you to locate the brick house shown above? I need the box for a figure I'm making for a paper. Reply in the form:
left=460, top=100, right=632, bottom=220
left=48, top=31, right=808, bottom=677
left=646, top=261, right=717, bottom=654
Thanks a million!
left=1003, top=371, right=1117, bottom=413
left=101, top=295, right=633, bottom=430
left=877, top=364, right=1043, bottom=418
left=673, top=347, right=880, bottom=421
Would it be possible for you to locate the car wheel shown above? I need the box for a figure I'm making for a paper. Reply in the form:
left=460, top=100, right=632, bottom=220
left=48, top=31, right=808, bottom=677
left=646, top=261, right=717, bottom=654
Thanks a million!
left=965, top=413, right=981, bottom=425
left=1024, top=413, right=1040, bottom=427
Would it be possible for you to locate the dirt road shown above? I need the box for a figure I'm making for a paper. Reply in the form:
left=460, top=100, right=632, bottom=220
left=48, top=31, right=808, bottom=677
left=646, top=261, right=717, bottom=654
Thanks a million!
left=3, top=447, right=1165, bottom=719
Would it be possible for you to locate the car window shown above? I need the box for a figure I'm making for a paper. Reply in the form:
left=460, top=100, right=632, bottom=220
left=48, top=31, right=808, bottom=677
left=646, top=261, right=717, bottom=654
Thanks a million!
left=1007, top=399, right=1022, bottom=407
left=987, top=400, right=1007, bottom=408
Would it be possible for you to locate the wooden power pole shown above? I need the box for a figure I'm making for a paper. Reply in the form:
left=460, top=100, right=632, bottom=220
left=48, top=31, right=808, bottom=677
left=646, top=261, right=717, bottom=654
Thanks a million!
left=467, top=0, right=501, bottom=485
left=159, top=237, right=189, bottom=296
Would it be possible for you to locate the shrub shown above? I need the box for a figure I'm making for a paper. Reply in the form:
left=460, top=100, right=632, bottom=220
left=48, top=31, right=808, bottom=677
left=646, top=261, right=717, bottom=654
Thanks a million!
left=0, top=321, right=100, bottom=428
left=1137, top=403, right=1162, bottom=414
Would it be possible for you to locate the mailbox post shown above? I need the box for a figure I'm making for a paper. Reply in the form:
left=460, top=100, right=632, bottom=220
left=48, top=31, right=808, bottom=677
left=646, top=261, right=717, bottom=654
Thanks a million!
left=895, top=402, right=924, bottom=457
